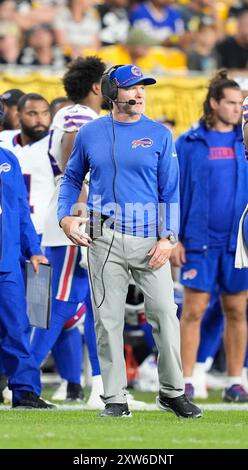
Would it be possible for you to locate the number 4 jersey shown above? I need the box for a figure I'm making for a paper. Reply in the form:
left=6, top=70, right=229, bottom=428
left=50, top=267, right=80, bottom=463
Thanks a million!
left=0, top=130, right=58, bottom=235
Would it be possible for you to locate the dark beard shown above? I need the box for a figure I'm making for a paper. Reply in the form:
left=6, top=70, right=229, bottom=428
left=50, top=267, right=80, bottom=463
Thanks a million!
left=21, top=123, right=49, bottom=142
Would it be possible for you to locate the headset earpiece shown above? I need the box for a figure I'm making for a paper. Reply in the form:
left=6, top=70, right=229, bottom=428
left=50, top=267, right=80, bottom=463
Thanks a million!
left=101, top=65, right=124, bottom=102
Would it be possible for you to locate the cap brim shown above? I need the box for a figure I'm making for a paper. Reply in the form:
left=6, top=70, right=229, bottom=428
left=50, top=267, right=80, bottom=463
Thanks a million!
left=121, top=77, right=156, bottom=87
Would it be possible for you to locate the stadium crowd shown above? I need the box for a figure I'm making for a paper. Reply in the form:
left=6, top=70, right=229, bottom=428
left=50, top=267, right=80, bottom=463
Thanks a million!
left=1, top=1, right=248, bottom=72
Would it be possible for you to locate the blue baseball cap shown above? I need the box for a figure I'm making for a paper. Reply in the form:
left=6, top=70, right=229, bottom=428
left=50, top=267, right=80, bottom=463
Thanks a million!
left=110, top=65, right=156, bottom=88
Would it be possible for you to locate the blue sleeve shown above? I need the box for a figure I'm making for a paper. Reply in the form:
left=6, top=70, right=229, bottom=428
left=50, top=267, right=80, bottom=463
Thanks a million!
left=158, top=131, right=180, bottom=238
left=175, top=134, right=191, bottom=241
left=16, top=160, right=42, bottom=258
left=58, top=127, right=89, bottom=222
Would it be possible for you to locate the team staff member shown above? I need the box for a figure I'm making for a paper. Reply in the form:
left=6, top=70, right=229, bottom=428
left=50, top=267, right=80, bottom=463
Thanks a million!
left=172, top=70, right=248, bottom=402
left=237, top=96, right=248, bottom=257
left=58, top=64, right=202, bottom=419
left=33, top=57, right=105, bottom=405
left=0, top=143, right=54, bottom=409
left=0, top=89, right=25, bottom=130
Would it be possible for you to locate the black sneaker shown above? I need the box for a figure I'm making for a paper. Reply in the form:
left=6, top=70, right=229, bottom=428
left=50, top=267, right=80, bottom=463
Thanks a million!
left=12, top=392, right=56, bottom=409
left=100, top=403, right=132, bottom=417
left=0, top=374, right=8, bottom=404
left=66, top=382, right=84, bottom=401
left=156, top=392, right=202, bottom=419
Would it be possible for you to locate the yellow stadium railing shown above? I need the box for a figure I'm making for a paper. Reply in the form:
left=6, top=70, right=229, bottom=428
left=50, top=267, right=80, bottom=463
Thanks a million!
left=0, top=72, right=208, bottom=134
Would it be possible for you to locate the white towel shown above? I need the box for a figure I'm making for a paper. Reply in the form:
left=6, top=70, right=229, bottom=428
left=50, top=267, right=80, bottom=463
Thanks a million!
left=235, top=204, right=248, bottom=268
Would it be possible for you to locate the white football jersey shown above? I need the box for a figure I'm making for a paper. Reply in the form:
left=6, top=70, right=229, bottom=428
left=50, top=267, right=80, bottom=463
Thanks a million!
left=42, top=104, right=98, bottom=246
left=48, top=103, right=98, bottom=168
left=0, top=130, right=57, bottom=234
left=242, top=96, right=248, bottom=138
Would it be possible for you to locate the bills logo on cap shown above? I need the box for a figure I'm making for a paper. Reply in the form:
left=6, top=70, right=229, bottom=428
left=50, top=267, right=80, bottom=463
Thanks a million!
left=132, top=137, right=153, bottom=149
left=131, top=66, right=142, bottom=77
left=0, top=162, right=11, bottom=173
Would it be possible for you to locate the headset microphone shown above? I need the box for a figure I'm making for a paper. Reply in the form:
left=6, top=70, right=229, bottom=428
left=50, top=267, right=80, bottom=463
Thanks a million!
left=115, top=99, right=137, bottom=105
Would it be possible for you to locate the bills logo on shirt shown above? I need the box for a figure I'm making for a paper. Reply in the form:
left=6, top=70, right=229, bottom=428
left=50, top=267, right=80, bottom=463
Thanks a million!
left=209, top=147, right=235, bottom=160
left=132, top=138, right=153, bottom=149
left=182, top=269, right=198, bottom=280
left=0, top=162, right=11, bottom=173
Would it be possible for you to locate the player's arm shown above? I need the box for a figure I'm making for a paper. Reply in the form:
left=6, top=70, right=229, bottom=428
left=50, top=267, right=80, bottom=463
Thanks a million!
left=148, top=131, right=180, bottom=269
left=61, top=130, right=88, bottom=218
left=16, top=158, right=48, bottom=269
left=58, top=126, right=88, bottom=224
left=61, top=131, right=77, bottom=172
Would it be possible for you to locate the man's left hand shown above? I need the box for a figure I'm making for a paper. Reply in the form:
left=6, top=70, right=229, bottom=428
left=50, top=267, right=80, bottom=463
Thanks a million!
left=147, top=238, right=173, bottom=270
left=30, top=254, right=49, bottom=273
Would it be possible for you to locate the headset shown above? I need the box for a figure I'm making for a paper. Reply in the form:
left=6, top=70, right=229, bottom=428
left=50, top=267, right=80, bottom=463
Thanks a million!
left=88, top=66, right=125, bottom=309
left=89, top=65, right=137, bottom=308
left=101, top=65, right=124, bottom=104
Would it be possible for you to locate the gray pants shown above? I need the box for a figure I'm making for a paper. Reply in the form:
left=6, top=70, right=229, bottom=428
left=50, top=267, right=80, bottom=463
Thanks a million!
left=88, top=229, right=184, bottom=404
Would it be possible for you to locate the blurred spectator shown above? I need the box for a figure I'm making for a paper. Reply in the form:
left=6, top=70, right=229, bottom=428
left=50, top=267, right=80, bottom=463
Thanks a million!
left=178, top=0, right=219, bottom=31
left=216, top=9, right=248, bottom=69
left=54, top=0, right=101, bottom=58
left=0, top=0, right=59, bottom=31
left=18, top=24, right=70, bottom=67
left=98, top=27, right=187, bottom=73
left=0, top=22, right=22, bottom=64
left=129, top=0, right=185, bottom=46
left=0, top=0, right=16, bottom=21
left=49, top=96, right=72, bottom=119
left=96, top=0, right=130, bottom=46
left=1, top=89, right=25, bottom=130
left=177, top=0, right=223, bottom=52
left=187, top=22, right=220, bottom=72
left=31, top=1, right=66, bottom=6
left=229, top=1, right=248, bottom=17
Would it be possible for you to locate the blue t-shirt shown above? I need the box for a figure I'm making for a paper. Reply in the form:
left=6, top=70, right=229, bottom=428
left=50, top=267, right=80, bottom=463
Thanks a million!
left=129, top=2, right=184, bottom=41
left=58, top=114, right=180, bottom=238
left=206, top=129, right=237, bottom=246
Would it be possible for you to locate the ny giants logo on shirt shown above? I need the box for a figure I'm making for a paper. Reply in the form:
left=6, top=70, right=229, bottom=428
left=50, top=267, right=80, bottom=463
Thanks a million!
left=132, top=138, right=153, bottom=149
left=0, top=162, right=11, bottom=174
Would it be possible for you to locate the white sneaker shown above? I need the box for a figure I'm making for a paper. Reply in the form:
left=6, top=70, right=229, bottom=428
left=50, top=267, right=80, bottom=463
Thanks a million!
left=79, top=247, right=88, bottom=269
left=51, top=380, right=67, bottom=401
left=194, top=384, right=208, bottom=399
left=242, top=368, right=248, bottom=391
left=2, top=386, right=12, bottom=404
left=86, top=375, right=104, bottom=409
left=126, top=392, right=148, bottom=410
left=193, top=362, right=208, bottom=399
left=206, top=371, right=227, bottom=390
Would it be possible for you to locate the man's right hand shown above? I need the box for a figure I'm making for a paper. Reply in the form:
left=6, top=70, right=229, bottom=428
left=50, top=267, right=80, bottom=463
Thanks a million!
left=170, top=241, right=186, bottom=267
left=60, top=216, right=92, bottom=247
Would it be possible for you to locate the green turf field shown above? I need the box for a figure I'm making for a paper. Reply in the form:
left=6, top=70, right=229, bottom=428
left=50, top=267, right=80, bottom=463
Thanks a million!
left=1, top=388, right=248, bottom=449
